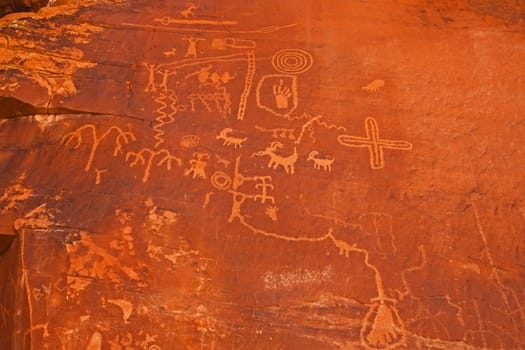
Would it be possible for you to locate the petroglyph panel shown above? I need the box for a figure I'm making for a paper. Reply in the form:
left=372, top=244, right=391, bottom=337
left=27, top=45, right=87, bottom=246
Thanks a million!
left=0, top=0, right=524, bottom=350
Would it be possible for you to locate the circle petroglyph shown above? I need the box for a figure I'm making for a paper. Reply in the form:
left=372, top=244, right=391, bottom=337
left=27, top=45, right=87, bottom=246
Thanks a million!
left=211, top=171, right=232, bottom=190
left=272, top=49, right=313, bottom=74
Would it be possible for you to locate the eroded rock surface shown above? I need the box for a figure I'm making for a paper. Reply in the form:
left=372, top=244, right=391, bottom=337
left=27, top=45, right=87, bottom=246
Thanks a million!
left=0, top=1, right=524, bottom=349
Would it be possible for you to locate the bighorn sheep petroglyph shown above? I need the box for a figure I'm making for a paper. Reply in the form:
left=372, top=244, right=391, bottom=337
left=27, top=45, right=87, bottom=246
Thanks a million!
left=307, top=151, right=334, bottom=172
left=252, top=142, right=298, bottom=174
left=216, top=128, right=247, bottom=149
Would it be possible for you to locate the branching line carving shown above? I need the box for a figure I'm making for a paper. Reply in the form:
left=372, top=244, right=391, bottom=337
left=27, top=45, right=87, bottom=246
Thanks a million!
left=61, top=124, right=135, bottom=172
left=126, top=148, right=182, bottom=183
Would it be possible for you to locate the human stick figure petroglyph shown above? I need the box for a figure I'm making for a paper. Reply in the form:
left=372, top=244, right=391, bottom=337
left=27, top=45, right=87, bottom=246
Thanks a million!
left=223, top=192, right=407, bottom=350
left=60, top=34, right=410, bottom=348
left=216, top=128, right=247, bottom=149
left=183, top=36, right=205, bottom=58
left=184, top=152, right=209, bottom=179
left=307, top=151, right=334, bottom=172
left=61, top=124, right=136, bottom=172
left=337, top=117, right=413, bottom=169
left=251, top=142, right=298, bottom=174
left=158, top=69, right=177, bottom=93
left=126, top=148, right=182, bottom=183
left=203, top=158, right=275, bottom=222
left=143, top=63, right=157, bottom=92
left=226, top=157, right=275, bottom=222
left=175, top=36, right=256, bottom=121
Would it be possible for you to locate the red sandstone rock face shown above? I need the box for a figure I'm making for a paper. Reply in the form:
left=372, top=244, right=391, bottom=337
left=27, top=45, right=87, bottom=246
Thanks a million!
left=0, top=1, right=525, bottom=349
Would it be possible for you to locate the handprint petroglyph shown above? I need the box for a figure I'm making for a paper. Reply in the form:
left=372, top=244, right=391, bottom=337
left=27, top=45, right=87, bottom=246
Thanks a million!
left=273, top=79, right=292, bottom=109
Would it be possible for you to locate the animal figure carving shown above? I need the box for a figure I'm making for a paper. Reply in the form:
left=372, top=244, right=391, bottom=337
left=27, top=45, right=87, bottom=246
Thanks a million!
left=216, top=128, right=247, bottom=149
left=362, top=79, right=385, bottom=92
left=307, top=151, right=334, bottom=172
left=252, top=142, right=298, bottom=174
left=179, top=3, right=197, bottom=18
left=186, top=65, right=237, bottom=87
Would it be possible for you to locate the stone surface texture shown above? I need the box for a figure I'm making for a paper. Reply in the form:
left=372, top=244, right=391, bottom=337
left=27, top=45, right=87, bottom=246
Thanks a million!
left=0, top=1, right=524, bottom=349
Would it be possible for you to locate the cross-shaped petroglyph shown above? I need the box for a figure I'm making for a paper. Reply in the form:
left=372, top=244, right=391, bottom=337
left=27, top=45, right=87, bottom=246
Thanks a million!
left=55, top=33, right=422, bottom=350
left=337, top=117, right=413, bottom=169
